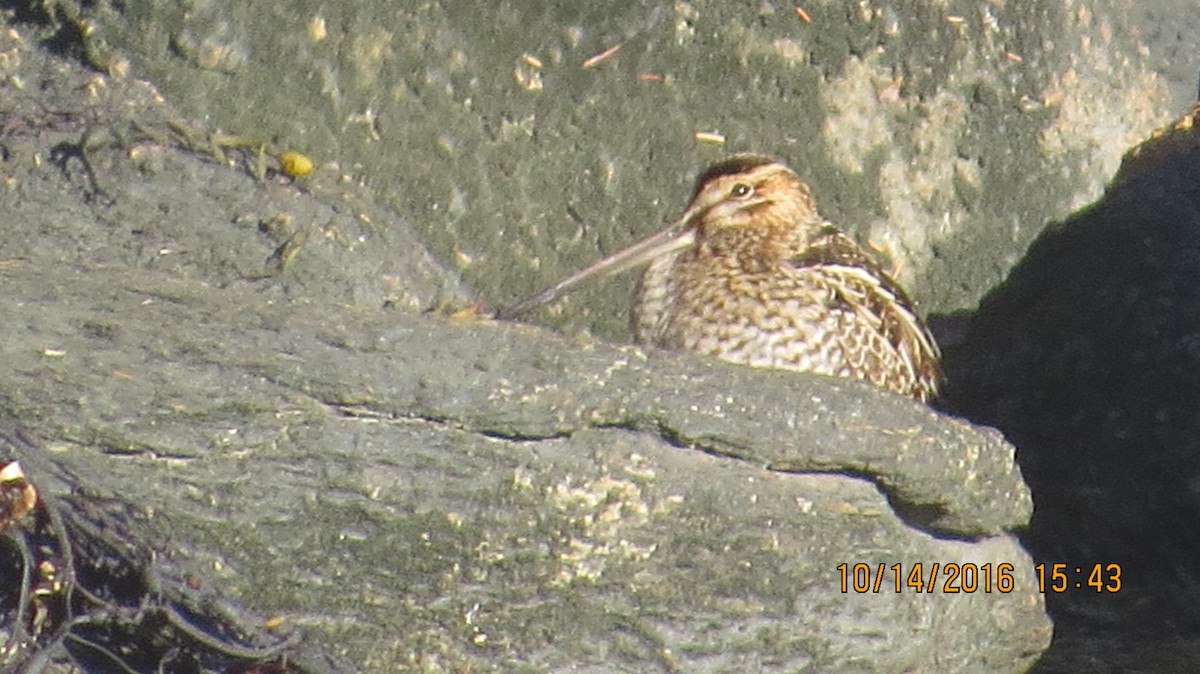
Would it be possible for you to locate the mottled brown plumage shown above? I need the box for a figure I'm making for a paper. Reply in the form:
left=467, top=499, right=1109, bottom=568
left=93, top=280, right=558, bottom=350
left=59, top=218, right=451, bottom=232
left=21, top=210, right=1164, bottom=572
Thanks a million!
left=501, top=154, right=941, bottom=401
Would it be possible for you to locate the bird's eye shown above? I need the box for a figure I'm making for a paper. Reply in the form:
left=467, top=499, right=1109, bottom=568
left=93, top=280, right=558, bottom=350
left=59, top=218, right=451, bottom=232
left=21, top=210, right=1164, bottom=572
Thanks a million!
left=730, top=183, right=753, bottom=198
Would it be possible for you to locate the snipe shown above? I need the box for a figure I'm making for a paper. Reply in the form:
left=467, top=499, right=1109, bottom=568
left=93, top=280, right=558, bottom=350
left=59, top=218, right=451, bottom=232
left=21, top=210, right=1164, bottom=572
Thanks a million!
left=501, top=153, right=941, bottom=401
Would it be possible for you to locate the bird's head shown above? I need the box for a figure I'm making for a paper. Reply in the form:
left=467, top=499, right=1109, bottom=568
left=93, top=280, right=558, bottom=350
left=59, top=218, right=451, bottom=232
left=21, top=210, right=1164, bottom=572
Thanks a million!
left=498, top=153, right=817, bottom=318
left=677, top=154, right=821, bottom=254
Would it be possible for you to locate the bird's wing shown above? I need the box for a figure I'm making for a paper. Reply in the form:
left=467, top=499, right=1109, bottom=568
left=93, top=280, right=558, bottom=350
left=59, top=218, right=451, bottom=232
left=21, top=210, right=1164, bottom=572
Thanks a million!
left=788, top=229, right=942, bottom=396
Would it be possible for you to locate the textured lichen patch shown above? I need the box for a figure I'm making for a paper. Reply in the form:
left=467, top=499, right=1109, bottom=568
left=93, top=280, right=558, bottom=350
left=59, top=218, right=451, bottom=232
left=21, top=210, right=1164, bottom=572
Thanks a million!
left=546, top=464, right=682, bottom=586
left=820, top=55, right=895, bottom=177
left=1037, top=15, right=1168, bottom=211
left=820, top=53, right=971, bottom=290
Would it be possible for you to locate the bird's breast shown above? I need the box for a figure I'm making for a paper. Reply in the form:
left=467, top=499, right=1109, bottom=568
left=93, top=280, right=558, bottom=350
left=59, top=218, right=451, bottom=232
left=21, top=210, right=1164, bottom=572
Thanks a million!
left=634, top=254, right=836, bottom=362
left=630, top=254, right=936, bottom=402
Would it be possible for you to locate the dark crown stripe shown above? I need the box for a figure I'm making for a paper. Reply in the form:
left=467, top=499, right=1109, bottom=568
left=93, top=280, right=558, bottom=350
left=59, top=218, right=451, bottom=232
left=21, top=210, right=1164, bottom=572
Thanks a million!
left=690, top=153, right=781, bottom=199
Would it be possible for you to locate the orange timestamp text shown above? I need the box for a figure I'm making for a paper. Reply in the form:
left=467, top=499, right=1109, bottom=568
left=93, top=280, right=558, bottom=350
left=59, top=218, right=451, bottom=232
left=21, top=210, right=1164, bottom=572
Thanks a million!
left=1035, top=563, right=1121, bottom=593
left=836, top=562, right=1124, bottom=594
left=837, top=562, right=1016, bottom=594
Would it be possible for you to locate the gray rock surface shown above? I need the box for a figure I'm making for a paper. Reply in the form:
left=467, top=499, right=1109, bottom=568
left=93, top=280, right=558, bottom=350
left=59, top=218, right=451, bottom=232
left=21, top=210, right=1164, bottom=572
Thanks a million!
left=1133, top=0, right=1200, bottom=114
left=0, top=138, right=1045, bottom=670
left=0, top=8, right=1053, bottom=673
left=0, top=154, right=1047, bottom=670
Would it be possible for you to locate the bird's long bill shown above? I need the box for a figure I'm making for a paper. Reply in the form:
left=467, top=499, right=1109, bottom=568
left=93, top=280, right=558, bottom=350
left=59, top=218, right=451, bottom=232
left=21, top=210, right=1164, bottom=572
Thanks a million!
left=499, top=220, right=697, bottom=319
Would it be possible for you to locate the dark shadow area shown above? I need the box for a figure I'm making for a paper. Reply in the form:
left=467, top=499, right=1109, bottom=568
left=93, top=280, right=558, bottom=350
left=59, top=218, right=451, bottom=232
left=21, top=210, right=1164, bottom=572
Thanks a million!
left=935, top=108, right=1200, bottom=671
left=0, top=0, right=89, bottom=61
